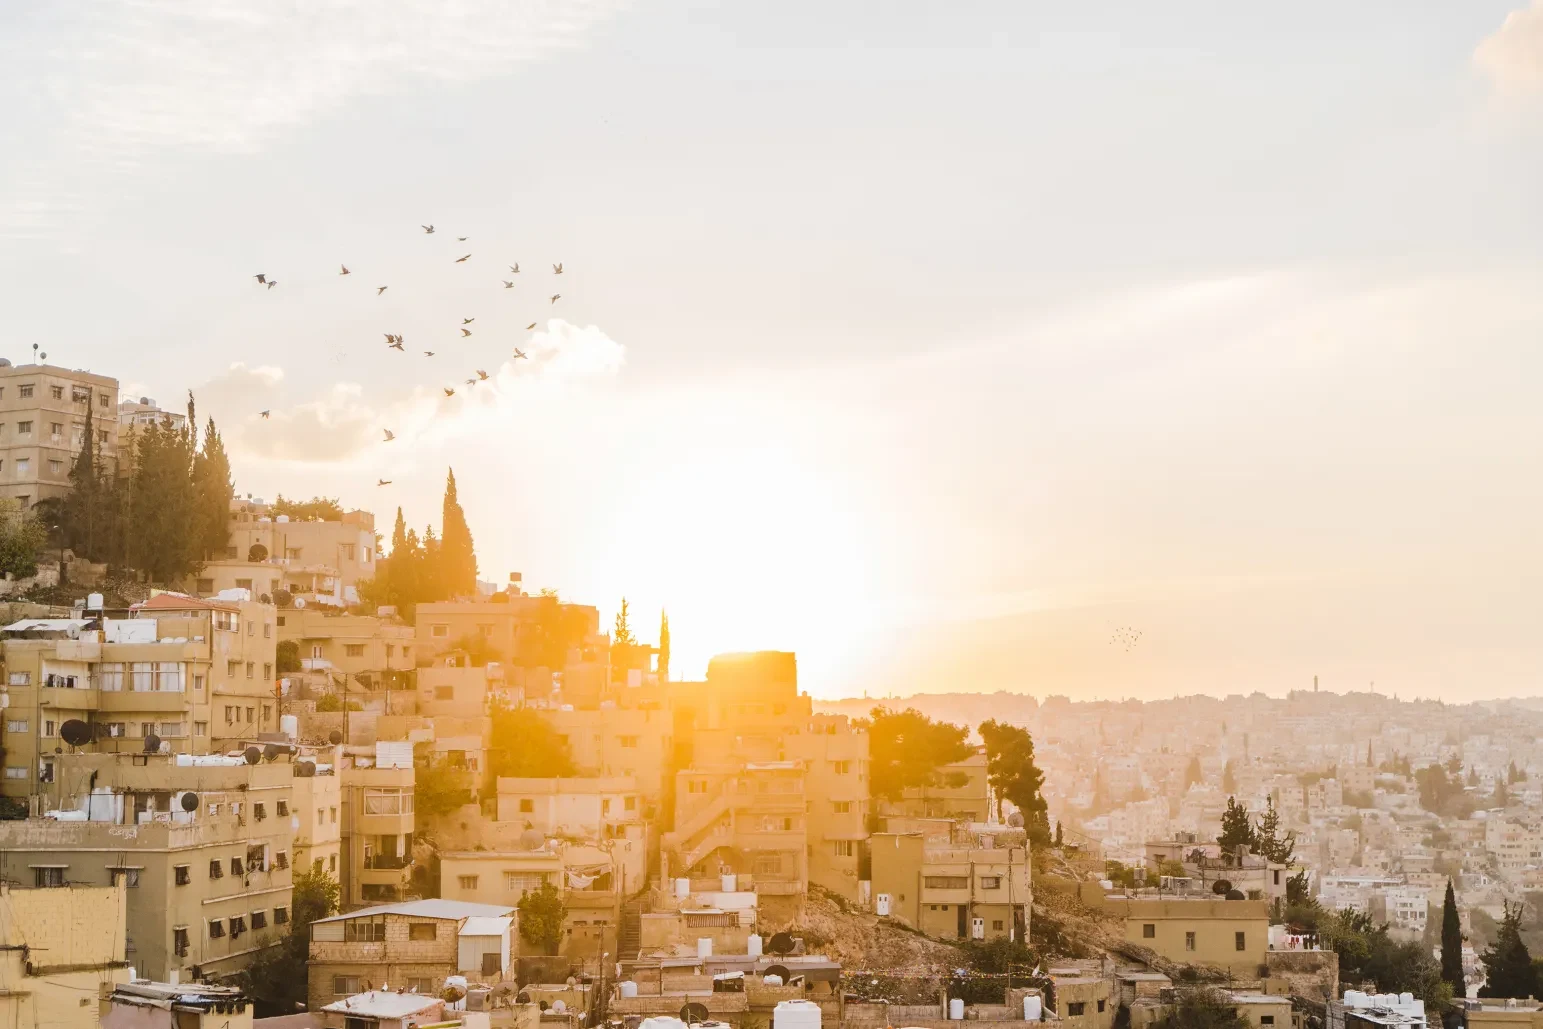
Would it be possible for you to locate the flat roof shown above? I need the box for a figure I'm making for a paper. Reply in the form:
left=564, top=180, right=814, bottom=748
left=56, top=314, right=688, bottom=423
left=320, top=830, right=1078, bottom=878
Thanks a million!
left=313, top=898, right=514, bottom=924
left=321, top=991, right=441, bottom=1017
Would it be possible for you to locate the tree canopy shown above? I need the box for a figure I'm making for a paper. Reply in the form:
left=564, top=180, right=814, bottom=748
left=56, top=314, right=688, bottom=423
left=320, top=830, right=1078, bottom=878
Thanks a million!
left=1478, top=902, right=1538, bottom=999
left=1253, top=799, right=1296, bottom=863
left=1440, top=880, right=1465, bottom=998
left=1155, top=988, right=1249, bottom=1029
left=269, top=495, right=344, bottom=521
left=1217, top=797, right=1255, bottom=851
left=517, top=880, right=567, bottom=955
left=242, top=867, right=339, bottom=1016
left=362, top=474, right=481, bottom=615
left=865, top=706, right=972, bottom=801
left=489, top=706, right=576, bottom=779
left=978, top=719, right=1049, bottom=842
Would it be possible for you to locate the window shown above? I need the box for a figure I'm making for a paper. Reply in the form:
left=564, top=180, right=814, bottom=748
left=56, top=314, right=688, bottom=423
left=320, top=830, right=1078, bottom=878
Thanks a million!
left=245, top=706, right=253, bottom=722
left=345, top=644, right=365, bottom=657
left=224, top=705, right=235, bottom=723
left=409, top=923, right=437, bottom=941
left=7, top=672, right=29, bottom=686
left=385, top=643, right=394, bottom=657
left=1186, top=931, right=1197, bottom=951
left=4, top=767, right=27, bottom=780
left=50, top=421, right=63, bottom=436
left=251, top=910, right=268, bottom=930
left=310, top=645, right=323, bottom=659
left=274, top=906, right=289, bottom=924
left=1067, top=1003, right=1086, bottom=1016
left=1143, top=923, right=1156, bottom=939
left=263, top=622, right=272, bottom=638
left=47, top=459, right=62, bottom=475
left=434, top=685, right=454, bottom=700
left=329, top=854, right=337, bottom=871
left=688, top=780, right=708, bottom=794
left=833, top=840, right=855, bottom=857
left=519, top=798, right=534, bottom=813
left=50, top=386, right=63, bottom=400
left=333, top=976, right=362, bottom=995
left=263, top=663, right=272, bottom=680
left=365, top=790, right=412, bottom=815
left=832, top=801, right=852, bottom=814
left=245, top=662, right=254, bottom=679
left=228, top=915, right=247, bottom=938
left=458, top=875, right=480, bottom=890
left=619, top=735, right=639, bottom=748
left=331, top=806, right=338, bottom=822
left=17, top=385, right=31, bottom=398
left=5, top=719, right=25, bottom=733
left=15, top=459, right=29, bottom=476
left=504, top=872, right=548, bottom=894
left=832, top=760, right=852, bottom=774
left=209, top=859, right=224, bottom=878
left=16, top=421, right=31, bottom=434
left=230, top=857, right=243, bottom=876
left=98, top=429, right=108, bottom=443
left=173, top=927, right=190, bottom=957
left=226, top=661, right=238, bottom=677
left=344, top=916, right=386, bottom=942
left=624, top=796, right=637, bottom=811
left=208, top=919, right=225, bottom=939
left=1098, top=1001, right=1107, bottom=1013
left=246, top=620, right=254, bottom=636
left=276, top=800, right=288, bottom=816
left=33, top=867, right=65, bottom=888
left=1261, top=1019, right=1275, bottom=1026
left=194, top=721, right=207, bottom=736
left=924, top=876, right=968, bottom=889
left=160, top=721, right=185, bottom=737
left=274, top=851, right=288, bottom=869
left=253, top=802, right=267, bottom=821
left=993, top=920, right=1005, bottom=931
left=43, top=720, right=56, bottom=738
left=175, top=865, right=191, bottom=886
left=431, top=624, right=448, bottom=637
left=980, top=876, right=1002, bottom=889
left=99, top=394, right=109, bottom=408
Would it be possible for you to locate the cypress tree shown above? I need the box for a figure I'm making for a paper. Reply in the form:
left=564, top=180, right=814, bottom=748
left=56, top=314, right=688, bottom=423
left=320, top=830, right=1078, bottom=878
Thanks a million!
left=658, top=610, right=671, bottom=682
left=191, top=415, right=234, bottom=561
left=1218, top=796, right=1256, bottom=851
left=439, top=468, right=477, bottom=598
left=1441, top=880, right=1466, bottom=998
left=1478, top=902, right=1536, bottom=999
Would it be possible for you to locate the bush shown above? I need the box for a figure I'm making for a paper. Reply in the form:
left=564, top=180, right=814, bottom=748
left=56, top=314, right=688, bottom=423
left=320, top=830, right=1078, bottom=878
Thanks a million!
left=314, top=693, right=342, bottom=712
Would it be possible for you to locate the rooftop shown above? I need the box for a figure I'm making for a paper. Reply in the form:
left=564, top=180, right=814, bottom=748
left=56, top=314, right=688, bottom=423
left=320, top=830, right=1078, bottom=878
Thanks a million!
left=313, top=898, right=515, bottom=924
left=321, top=991, right=442, bottom=1018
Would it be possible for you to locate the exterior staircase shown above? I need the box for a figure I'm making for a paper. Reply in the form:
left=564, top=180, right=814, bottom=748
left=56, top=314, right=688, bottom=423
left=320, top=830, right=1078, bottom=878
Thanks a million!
left=620, top=897, right=644, bottom=961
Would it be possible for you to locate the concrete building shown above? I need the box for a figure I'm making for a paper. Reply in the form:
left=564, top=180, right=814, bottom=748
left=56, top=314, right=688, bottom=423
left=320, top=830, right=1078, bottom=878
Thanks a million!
left=339, top=759, right=417, bottom=909
left=225, top=499, right=379, bottom=601
left=293, top=758, right=342, bottom=878
left=785, top=713, right=870, bottom=902
left=889, top=749, right=993, bottom=823
left=0, top=360, right=119, bottom=509
left=0, top=592, right=279, bottom=799
left=868, top=832, right=1031, bottom=940
left=414, top=594, right=607, bottom=705
left=418, top=659, right=498, bottom=719
left=278, top=609, right=416, bottom=684
left=306, top=898, right=515, bottom=1012
left=0, top=752, right=297, bottom=982
left=117, top=396, right=187, bottom=436
left=102, top=981, right=252, bottom=1029
left=1125, top=897, right=1269, bottom=976
left=1050, top=971, right=1114, bottom=1029
left=545, top=702, right=675, bottom=809
left=495, top=776, right=643, bottom=838
left=0, top=881, right=133, bottom=1029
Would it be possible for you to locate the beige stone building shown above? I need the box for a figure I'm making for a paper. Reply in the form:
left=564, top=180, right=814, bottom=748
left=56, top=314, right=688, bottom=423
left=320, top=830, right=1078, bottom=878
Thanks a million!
left=0, top=592, right=279, bottom=798
left=888, top=749, right=992, bottom=822
left=0, top=881, right=133, bottom=1029
left=339, top=760, right=417, bottom=909
left=225, top=500, right=379, bottom=599
left=785, top=713, right=870, bottom=901
left=868, top=832, right=1030, bottom=940
left=546, top=702, right=674, bottom=809
left=278, top=609, right=415, bottom=683
left=0, top=752, right=297, bottom=982
left=306, top=898, right=515, bottom=1012
left=413, top=595, right=606, bottom=705
left=292, top=759, right=342, bottom=878
left=0, top=360, right=119, bottom=509
left=1124, top=897, right=1269, bottom=976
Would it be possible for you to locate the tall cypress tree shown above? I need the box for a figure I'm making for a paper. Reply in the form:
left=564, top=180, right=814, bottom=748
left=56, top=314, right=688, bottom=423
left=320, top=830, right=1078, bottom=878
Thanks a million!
left=658, top=610, right=671, bottom=682
left=1441, top=879, right=1466, bottom=998
left=191, top=415, right=234, bottom=561
left=439, top=469, right=477, bottom=598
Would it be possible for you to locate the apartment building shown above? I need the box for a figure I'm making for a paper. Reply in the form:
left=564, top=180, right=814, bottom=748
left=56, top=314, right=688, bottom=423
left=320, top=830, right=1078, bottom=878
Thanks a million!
left=785, top=713, right=870, bottom=901
left=293, top=760, right=342, bottom=878
left=278, top=609, right=415, bottom=683
left=118, top=395, right=186, bottom=435
left=0, top=360, right=119, bottom=509
left=1124, top=898, right=1269, bottom=976
left=545, top=702, right=674, bottom=809
left=889, top=749, right=992, bottom=822
left=306, top=898, right=515, bottom=1012
left=339, top=760, right=417, bottom=909
left=0, top=593, right=278, bottom=797
left=0, top=752, right=297, bottom=981
left=0, top=881, right=133, bottom=1029
left=417, top=659, right=497, bottom=719
left=226, top=500, right=379, bottom=599
left=414, top=594, right=606, bottom=705
left=869, top=832, right=1031, bottom=940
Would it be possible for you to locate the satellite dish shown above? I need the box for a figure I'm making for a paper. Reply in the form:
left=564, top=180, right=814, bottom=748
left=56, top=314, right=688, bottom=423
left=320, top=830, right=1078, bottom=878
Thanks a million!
left=293, top=597, right=306, bottom=609
left=1007, top=812, right=1024, bottom=828
left=59, top=719, right=92, bottom=747
left=1225, top=889, right=1246, bottom=901
left=181, top=792, right=200, bottom=812
left=295, top=760, right=316, bottom=778
left=767, top=932, right=795, bottom=956
left=442, top=984, right=468, bottom=1003
left=1212, top=880, right=1233, bottom=896
left=143, top=734, right=162, bottom=754
left=516, top=991, right=532, bottom=1005
left=263, top=743, right=282, bottom=761
left=244, top=747, right=262, bottom=765
left=328, top=730, right=344, bottom=745
left=765, top=964, right=791, bottom=983
left=681, top=1003, right=710, bottom=1024
left=520, top=829, right=544, bottom=850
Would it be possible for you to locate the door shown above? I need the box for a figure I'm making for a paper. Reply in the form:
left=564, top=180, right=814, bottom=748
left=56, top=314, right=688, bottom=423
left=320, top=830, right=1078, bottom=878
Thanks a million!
left=972, top=917, right=986, bottom=940
left=957, top=905, right=967, bottom=938
left=482, top=951, right=501, bottom=975
left=876, top=893, right=891, bottom=916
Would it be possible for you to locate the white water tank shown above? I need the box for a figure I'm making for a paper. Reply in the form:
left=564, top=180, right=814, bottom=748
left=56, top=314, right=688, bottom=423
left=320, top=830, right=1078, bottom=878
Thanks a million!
left=552, top=1000, right=567, bottom=1014
left=748, top=934, right=763, bottom=957
left=697, top=937, right=712, bottom=958
left=773, top=999, right=822, bottom=1029
left=876, top=893, right=891, bottom=916
left=280, top=714, right=298, bottom=739
left=619, top=981, right=638, bottom=999
left=764, top=975, right=783, bottom=987
left=1400, top=993, right=1414, bottom=1006
left=1024, top=996, right=1042, bottom=1021
left=949, top=998, right=965, bottom=1020
left=722, top=874, right=737, bottom=892
left=675, top=878, right=690, bottom=898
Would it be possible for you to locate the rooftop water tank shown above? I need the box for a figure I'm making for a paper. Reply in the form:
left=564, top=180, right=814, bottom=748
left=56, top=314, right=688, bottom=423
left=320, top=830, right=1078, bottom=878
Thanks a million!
left=1023, top=996, right=1042, bottom=1021
left=949, top=998, right=965, bottom=1020
left=773, top=1000, right=822, bottom=1029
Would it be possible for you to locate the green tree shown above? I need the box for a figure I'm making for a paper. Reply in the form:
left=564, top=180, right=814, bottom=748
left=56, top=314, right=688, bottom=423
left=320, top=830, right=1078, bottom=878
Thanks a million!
left=414, top=758, right=473, bottom=827
left=613, top=597, right=636, bottom=646
left=125, top=416, right=201, bottom=582
left=1285, top=870, right=1311, bottom=907
left=1479, top=902, right=1538, bottom=999
left=1496, top=779, right=1510, bottom=807
left=1441, top=880, right=1466, bottom=998
left=1184, top=755, right=1204, bottom=789
left=1221, top=760, right=1237, bottom=794
left=1055, top=821, right=1064, bottom=847
left=190, top=415, right=234, bottom=560
left=978, top=719, right=1050, bottom=843
left=1155, top=988, right=1249, bottom=1029
left=275, top=640, right=301, bottom=674
left=242, top=867, right=339, bottom=1016
left=0, top=505, right=48, bottom=579
left=439, top=469, right=478, bottom=598
left=269, top=495, right=344, bottom=521
left=489, top=706, right=577, bottom=779
left=60, top=399, right=123, bottom=563
left=517, top=880, right=568, bottom=955
left=1217, top=797, right=1255, bottom=851
left=1253, top=799, right=1296, bottom=863
left=866, top=706, right=972, bottom=801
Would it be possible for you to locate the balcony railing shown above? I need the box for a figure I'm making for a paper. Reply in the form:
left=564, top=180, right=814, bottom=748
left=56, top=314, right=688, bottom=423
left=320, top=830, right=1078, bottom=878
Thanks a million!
left=362, top=854, right=413, bottom=870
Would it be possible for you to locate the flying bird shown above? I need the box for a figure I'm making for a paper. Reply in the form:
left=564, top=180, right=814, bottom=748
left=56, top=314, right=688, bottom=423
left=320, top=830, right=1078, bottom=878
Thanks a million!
left=422, top=225, right=435, bottom=234
left=509, top=264, right=520, bottom=274
left=260, top=410, right=271, bottom=418
left=378, top=479, right=392, bottom=486
left=549, top=294, right=560, bottom=303
left=457, top=236, right=468, bottom=241
left=382, top=429, right=395, bottom=442
left=525, top=322, right=537, bottom=330
left=424, top=351, right=435, bottom=357
left=443, top=387, right=456, bottom=397
left=513, top=348, right=528, bottom=360
left=455, top=254, right=471, bottom=263
left=503, top=281, right=515, bottom=289
left=254, top=273, right=266, bottom=284
left=462, top=317, right=474, bottom=324
left=267, top=280, right=278, bottom=289
left=377, top=286, right=388, bottom=295
left=339, top=264, right=350, bottom=275
left=461, top=328, right=472, bottom=337
left=476, top=369, right=489, bottom=381
left=466, top=378, right=478, bottom=387
left=552, top=263, right=563, bottom=274
left=388, top=340, right=404, bottom=351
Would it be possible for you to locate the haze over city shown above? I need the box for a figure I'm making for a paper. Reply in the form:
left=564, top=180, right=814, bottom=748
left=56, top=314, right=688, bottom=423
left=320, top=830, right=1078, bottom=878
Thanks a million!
left=4, top=2, right=1543, bottom=699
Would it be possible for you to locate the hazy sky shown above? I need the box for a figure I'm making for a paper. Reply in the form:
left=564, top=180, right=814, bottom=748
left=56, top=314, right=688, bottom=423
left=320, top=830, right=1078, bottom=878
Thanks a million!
left=2, top=1, right=1541, bottom=700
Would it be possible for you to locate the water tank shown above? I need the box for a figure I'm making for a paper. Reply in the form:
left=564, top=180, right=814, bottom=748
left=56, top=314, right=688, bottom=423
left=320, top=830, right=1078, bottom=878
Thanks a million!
left=675, top=878, right=690, bottom=899
left=773, top=999, right=822, bottom=1029
left=280, top=714, right=298, bottom=740
left=1023, top=996, right=1042, bottom=1021
left=949, top=998, right=965, bottom=1020
left=620, top=982, right=639, bottom=999
left=697, top=937, right=712, bottom=959
left=552, top=1000, right=567, bottom=1014
left=87, top=592, right=104, bottom=610
left=1399, top=993, right=1413, bottom=1006
left=722, top=874, right=737, bottom=892
left=763, top=975, right=783, bottom=987
left=747, top=935, right=763, bottom=958
left=276, top=515, right=290, bottom=523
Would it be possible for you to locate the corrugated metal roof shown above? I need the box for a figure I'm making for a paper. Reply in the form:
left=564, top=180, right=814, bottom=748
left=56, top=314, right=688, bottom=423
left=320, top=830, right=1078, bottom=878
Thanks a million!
left=321, top=991, right=441, bottom=1017
left=312, top=898, right=514, bottom=924
left=458, top=915, right=514, bottom=936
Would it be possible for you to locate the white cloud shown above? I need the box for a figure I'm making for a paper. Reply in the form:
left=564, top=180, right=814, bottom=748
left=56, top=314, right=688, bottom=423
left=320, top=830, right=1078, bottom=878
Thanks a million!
left=1476, top=1, right=1543, bottom=94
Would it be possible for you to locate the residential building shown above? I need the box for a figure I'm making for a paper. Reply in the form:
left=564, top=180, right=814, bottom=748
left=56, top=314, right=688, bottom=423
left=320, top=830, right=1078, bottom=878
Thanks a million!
left=102, top=981, right=252, bottom=1029
left=0, top=360, right=119, bottom=509
left=868, top=832, right=1031, bottom=940
left=888, top=749, right=992, bottom=823
left=545, top=702, right=675, bottom=808
left=0, top=881, right=133, bottom=1029
left=306, top=898, right=515, bottom=1012
left=318, top=990, right=451, bottom=1029
left=1124, top=898, right=1269, bottom=976
left=225, top=499, right=379, bottom=601
left=293, top=758, right=342, bottom=878
left=117, top=395, right=187, bottom=435
left=418, top=659, right=497, bottom=719
left=786, top=713, right=870, bottom=901
left=414, top=594, right=606, bottom=705
left=0, top=752, right=297, bottom=982
left=339, top=757, right=417, bottom=909
left=1049, top=971, right=1114, bottom=1029
left=0, top=593, right=279, bottom=798
left=278, top=609, right=415, bottom=683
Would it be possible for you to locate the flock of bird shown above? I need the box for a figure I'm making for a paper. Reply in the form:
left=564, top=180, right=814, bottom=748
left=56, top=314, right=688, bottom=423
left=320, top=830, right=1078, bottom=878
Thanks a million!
left=1110, top=626, right=1143, bottom=652
left=251, top=223, right=572, bottom=487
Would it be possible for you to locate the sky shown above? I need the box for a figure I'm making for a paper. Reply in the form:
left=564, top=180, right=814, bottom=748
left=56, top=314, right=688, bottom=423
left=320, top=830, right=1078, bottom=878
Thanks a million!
left=2, top=1, right=1542, bottom=701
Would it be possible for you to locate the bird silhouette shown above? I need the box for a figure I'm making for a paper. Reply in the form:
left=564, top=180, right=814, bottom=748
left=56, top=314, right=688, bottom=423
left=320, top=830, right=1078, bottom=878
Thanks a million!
left=422, top=225, right=435, bottom=234
left=388, top=340, right=404, bottom=351
left=552, top=263, right=563, bottom=275
left=525, top=322, right=537, bottom=331
left=377, top=286, right=388, bottom=295
left=502, top=281, right=515, bottom=289
left=549, top=294, right=560, bottom=303
left=466, top=377, right=478, bottom=386
left=377, top=479, right=392, bottom=486
left=254, top=273, right=266, bottom=284
left=382, top=429, right=395, bottom=442
left=462, top=317, right=474, bottom=324
left=260, top=410, right=271, bottom=419
left=267, top=280, right=278, bottom=290
left=457, top=236, right=468, bottom=241
left=461, top=328, right=472, bottom=337
left=476, top=369, right=489, bottom=381
left=424, top=351, right=436, bottom=357
left=455, top=254, right=471, bottom=263
left=339, top=264, right=350, bottom=275
left=513, top=348, right=528, bottom=360
left=509, top=263, right=520, bottom=274
left=443, top=387, right=456, bottom=397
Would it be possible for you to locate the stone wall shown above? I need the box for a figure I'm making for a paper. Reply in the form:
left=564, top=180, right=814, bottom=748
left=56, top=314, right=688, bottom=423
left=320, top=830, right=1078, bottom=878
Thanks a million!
left=1265, top=950, right=1339, bottom=1003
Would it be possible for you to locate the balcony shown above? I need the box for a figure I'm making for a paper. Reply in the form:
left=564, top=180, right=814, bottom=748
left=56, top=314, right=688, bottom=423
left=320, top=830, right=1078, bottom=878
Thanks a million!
left=362, top=854, right=413, bottom=870
left=356, top=812, right=415, bottom=836
left=98, top=690, right=191, bottom=714
left=302, top=658, right=333, bottom=672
